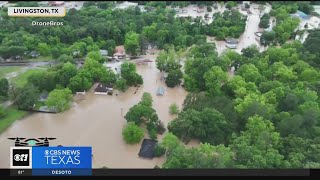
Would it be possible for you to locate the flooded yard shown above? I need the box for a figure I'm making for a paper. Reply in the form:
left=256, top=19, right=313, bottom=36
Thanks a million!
left=0, top=53, right=189, bottom=168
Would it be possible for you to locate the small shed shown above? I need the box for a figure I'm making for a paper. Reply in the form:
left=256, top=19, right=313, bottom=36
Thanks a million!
left=296, top=10, right=308, bottom=19
left=138, top=139, right=158, bottom=159
left=156, top=87, right=165, bottom=96
left=225, top=38, right=239, bottom=44
left=39, top=92, right=49, bottom=102
left=30, top=51, right=40, bottom=58
left=100, top=49, right=108, bottom=56
left=226, top=44, right=237, bottom=49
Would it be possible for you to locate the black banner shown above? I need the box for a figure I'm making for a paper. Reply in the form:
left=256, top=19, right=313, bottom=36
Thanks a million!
left=0, top=169, right=316, bottom=176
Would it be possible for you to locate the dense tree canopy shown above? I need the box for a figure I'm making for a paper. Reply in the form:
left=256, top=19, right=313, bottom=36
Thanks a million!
left=10, top=84, right=39, bottom=110
left=125, top=92, right=163, bottom=139
left=0, top=78, right=9, bottom=98
left=120, top=62, right=143, bottom=87
left=122, top=122, right=144, bottom=144
left=46, top=88, right=73, bottom=112
left=168, top=108, right=230, bottom=145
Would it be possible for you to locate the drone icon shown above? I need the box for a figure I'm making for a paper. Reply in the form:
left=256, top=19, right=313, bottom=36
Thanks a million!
left=8, top=137, right=57, bottom=147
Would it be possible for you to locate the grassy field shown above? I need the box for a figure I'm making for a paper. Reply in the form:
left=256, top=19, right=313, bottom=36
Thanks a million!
left=0, top=107, right=28, bottom=134
left=11, top=69, right=46, bottom=87
left=0, top=66, right=23, bottom=78
left=25, top=55, right=53, bottom=62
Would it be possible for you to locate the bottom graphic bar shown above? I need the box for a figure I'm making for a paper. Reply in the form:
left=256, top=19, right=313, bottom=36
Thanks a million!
left=32, top=169, right=92, bottom=176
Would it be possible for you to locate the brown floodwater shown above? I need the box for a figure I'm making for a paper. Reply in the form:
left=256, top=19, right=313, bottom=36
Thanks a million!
left=0, top=53, right=191, bottom=168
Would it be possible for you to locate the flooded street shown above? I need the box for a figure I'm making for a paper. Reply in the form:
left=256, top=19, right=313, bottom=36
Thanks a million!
left=0, top=53, right=188, bottom=168
left=206, top=3, right=271, bottom=55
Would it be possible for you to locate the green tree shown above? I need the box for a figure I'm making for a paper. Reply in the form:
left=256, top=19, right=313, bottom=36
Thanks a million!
left=51, top=47, right=61, bottom=59
left=165, top=69, right=183, bottom=87
left=124, top=31, right=140, bottom=56
left=46, top=88, right=73, bottom=112
left=297, top=1, right=314, bottom=14
left=115, top=78, right=128, bottom=92
left=58, top=54, right=74, bottom=63
left=168, top=108, right=229, bottom=145
left=169, top=103, right=179, bottom=115
left=226, top=1, right=237, bottom=9
left=154, top=144, right=166, bottom=157
left=0, top=105, right=7, bottom=118
left=37, top=43, right=50, bottom=56
left=57, top=62, right=78, bottom=87
left=259, top=13, right=270, bottom=28
left=87, top=51, right=104, bottom=64
left=10, top=84, right=39, bottom=110
left=68, top=74, right=92, bottom=93
left=156, top=51, right=167, bottom=72
left=231, top=115, right=286, bottom=168
left=161, top=132, right=181, bottom=151
left=120, top=62, right=143, bottom=86
left=140, top=92, right=153, bottom=107
left=122, top=122, right=144, bottom=144
left=0, top=78, right=9, bottom=97
left=27, top=71, right=57, bottom=92
left=100, top=69, right=116, bottom=84
left=82, top=58, right=109, bottom=82
left=241, top=45, right=260, bottom=59
left=236, top=64, right=262, bottom=84
left=204, top=66, right=228, bottom=96
left=260, top=31, right=276, bottom=46
left=125, top=93, right=162, bottom=139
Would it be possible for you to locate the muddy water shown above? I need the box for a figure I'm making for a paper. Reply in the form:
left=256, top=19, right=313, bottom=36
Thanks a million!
left=0, top=53, right=189, bottom=168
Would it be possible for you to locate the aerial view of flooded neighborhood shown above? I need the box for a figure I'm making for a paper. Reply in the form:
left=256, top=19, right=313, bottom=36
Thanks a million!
left=1, top=1, right=320, bottom=169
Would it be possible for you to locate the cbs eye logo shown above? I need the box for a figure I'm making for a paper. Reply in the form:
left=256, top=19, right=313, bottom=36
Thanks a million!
left=14, top=153, right=28, bottom=162
left=10, top=147, right=32, bottom=169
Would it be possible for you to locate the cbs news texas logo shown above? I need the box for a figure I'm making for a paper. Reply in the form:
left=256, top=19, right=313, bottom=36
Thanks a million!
left=10, top=146, right=92, bottom=169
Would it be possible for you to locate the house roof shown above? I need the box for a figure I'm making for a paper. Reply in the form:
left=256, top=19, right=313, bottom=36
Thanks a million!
left=39, top=93, right=48, bottom=100
left=138, top=139, right=158, bottom=159
left=226, top=44, right=237, bottom=49
left=94, top=83, right=113, bottom=92
left=115, top=46, right=125, bottom=54
left=106, top=83, right=114, bottom=89
left=30, top=51, right=39, bottom=55
left=94, top=84, right=109, bottom=93
left=100, top=49, right=108, bottom=56
left=225, top=38, right=239, bottom=44
left=156, top=87, right=165, bottom=95
left=297, top=10, right=308, bottom=19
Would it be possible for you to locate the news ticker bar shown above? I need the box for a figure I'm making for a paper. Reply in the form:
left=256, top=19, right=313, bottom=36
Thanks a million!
left=0, top=169, right=319, bottom=176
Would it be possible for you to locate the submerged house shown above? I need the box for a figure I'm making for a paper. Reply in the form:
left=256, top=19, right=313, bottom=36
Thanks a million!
left=226, top=44, right=237, bottom=49
left=225, top=38, right=239, bottom=44
left=113, top=46, right=126, bottom=59
left=138, top=139, right=158, bottom=159
left=100, top=49, right=108, bottom=56
left=156, top=87, right=165, bottom=96
left=94, top=83, right=113, bottom=95
left=30, top=51, right=40, bottom=58
left=39, top=92, right=49, bottom=102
